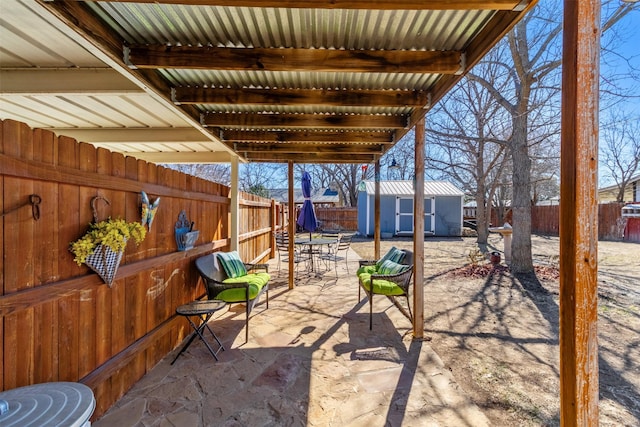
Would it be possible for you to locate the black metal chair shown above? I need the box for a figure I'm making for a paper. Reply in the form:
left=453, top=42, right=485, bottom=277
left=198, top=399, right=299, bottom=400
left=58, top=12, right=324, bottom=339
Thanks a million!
left=274, top=231, right=309, bottom=275
left=357, top=249, right=414, bottom=330
left=322, top=232, right=354, bottom=274
left=195, top=252, right=269, bottom=342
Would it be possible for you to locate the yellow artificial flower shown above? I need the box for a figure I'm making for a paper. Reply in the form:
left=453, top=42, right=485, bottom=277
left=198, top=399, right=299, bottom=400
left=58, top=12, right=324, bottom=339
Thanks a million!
left=70, top=218, right=146, bottom=265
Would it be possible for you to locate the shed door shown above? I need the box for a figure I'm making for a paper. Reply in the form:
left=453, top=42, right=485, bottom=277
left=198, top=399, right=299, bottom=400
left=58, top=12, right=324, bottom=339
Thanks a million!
left=425, top=197, right=435, bottom=234
left=396, top=196, right=436, bottom=235
left=396, top=197, right=413, bottom=234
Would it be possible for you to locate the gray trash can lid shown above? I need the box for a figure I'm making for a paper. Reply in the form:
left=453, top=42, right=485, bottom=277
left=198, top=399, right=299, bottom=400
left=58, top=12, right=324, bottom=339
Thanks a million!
left=0, top=382, right=95, bottom=427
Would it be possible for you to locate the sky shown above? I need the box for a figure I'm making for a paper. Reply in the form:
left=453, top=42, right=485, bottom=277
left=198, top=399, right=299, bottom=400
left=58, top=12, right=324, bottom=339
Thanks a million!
left=598, top=3, right=640, bottom=186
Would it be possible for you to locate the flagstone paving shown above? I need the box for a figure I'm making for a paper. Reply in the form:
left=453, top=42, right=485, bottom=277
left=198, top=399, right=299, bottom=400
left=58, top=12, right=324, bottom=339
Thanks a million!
left=94, top=252, right=489, bottom=427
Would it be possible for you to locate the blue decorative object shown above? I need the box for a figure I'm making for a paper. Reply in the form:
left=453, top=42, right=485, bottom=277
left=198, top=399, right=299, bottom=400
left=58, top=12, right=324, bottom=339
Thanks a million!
left=175, top=210, right=199, bottom=251
left=141, top=191, right=160, bottom=230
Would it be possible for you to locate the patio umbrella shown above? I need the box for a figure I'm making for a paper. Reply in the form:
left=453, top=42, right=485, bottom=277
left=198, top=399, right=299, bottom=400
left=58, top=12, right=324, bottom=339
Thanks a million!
left=297, top=171, right=318, bottom=239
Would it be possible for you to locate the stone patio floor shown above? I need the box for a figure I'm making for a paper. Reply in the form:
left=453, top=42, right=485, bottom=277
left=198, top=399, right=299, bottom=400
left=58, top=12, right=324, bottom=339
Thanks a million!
left=94, top=251, right=489, bottom=427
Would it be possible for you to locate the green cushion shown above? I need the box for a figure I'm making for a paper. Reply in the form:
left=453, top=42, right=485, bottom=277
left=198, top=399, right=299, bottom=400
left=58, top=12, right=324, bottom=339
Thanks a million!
left=356, top=264, right=378, bottom=276
left=224, top=272, right=270, bottom=287
left=218, top=251, right=247, bottom=279
left=217, top=272, right=270, bottom=302
left=375, top=247, right=405, bottom=269
left=377, top=260, right=409, bottom=275
left=359, top=274, right=405, bottom=296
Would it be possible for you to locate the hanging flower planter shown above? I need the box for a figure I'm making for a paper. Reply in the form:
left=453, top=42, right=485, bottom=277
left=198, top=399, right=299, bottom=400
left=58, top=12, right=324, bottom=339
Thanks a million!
left=70, top=217, right=146, bottom=287
left=84, top=242, right=126, bottom=287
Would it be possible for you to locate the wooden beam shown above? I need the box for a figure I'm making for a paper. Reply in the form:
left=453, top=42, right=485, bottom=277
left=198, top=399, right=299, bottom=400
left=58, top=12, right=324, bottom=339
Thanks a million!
left=559, top=0, right=600, bottom=425
left=173, top=87, right=428, bottom=108
left=230, top=156, right=239, bottom=251
left=232, top=142, right=385, bottom=155
left=374, top=160, right=381, bottom=259
left=243, top=152, right=377, bottom=163
left=222, top=130, right=394, bottom=144
left=288, top=161, right=295, bottom=289
left=0, top=153, right=229, bottom=203
left=203, top=112, right=407, bottom=129
left=413, top=118, right=425, bottom=339
left=95, top=1, right=528, bottom=11
left=126, top=45, right=463, bottom=74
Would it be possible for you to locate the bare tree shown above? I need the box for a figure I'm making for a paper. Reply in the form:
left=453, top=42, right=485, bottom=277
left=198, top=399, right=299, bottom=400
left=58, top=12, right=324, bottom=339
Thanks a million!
left=240, top=163, right=287, bottom=195
left=600, top=110, right=640, bottom=202
left=464, top=0, right=635, bottom=273
left=425, top=47, right=511, bottom=245
left=384, top=129, right=416, bottom=181
left=162, top=163, right=230, bottom=185
left=294, top=163, right=367, bottom=207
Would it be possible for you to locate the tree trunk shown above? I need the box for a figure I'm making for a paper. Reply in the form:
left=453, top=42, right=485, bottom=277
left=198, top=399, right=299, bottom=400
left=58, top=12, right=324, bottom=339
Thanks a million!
left=476, top=186, right=489, bottom=245
left=511, top=113, right=534, bottom=273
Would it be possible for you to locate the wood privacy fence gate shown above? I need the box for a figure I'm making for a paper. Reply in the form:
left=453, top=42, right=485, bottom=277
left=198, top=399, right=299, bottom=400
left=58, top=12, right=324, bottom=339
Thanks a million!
left=0, top=119, right=277, bottom=420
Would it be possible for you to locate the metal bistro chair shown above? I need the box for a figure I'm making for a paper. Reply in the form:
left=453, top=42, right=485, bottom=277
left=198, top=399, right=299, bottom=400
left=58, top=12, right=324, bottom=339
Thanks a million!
left=322, top=232, right=354, bottom=275
left=274, top=231, right=308, bottom=276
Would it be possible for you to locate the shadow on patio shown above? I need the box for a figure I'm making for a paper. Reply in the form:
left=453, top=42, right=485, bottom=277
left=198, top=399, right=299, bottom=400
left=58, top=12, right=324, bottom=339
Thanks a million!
left=94, top=252, right=488, bottom=426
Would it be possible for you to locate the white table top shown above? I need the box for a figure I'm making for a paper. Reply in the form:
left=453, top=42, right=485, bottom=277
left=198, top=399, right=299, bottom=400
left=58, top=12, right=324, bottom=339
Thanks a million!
left=0, top=382, right=95, bottom=427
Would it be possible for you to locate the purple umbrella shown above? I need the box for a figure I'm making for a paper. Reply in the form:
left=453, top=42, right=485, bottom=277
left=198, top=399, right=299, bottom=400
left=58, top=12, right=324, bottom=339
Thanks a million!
left=297, top=171, right=318, bottom=238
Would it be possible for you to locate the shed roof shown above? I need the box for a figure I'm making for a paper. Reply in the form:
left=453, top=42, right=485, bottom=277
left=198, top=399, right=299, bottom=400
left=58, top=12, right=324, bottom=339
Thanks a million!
left=361, top=180, right=464, bottom=196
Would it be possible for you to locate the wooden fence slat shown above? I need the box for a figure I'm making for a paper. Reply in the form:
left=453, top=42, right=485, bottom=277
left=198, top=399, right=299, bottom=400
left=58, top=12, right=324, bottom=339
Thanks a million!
left=33, top=301, right=58, bottom=384
left=3, top=314, right=17, bottom=389
left=58, top=295, right=80, bottom=383
left=78, top=143, right=97, bottom=379
left=95, top=148, right=113, bottom=368
left=33, top=128, right=58, bottom=165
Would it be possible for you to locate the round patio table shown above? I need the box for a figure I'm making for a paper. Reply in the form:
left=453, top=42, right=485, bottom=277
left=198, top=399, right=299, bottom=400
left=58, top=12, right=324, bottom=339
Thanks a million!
left=0, top=382, right=95, bottom=427
left=171, top=299, right=226, bottom=364
left=294, top=237, right=337, bottom=273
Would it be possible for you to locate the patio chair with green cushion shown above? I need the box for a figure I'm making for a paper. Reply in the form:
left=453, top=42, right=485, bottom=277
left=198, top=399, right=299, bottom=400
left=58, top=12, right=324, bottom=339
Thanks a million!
left=357, top=248, right=414, bottom=330
left=195, top=251, right=270, bottom=342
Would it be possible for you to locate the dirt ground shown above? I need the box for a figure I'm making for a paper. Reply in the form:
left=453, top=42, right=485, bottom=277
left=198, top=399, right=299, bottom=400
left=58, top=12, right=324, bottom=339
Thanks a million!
left=350, top=234, right=640, bottom=426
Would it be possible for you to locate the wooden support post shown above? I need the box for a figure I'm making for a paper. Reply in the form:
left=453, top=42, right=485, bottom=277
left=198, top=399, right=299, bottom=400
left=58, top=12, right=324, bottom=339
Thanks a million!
left=413, top=118, right=425, bottom=339
left=288, top=161, right=295, bottom=289
left=229, top=155, right=239, bottom=251
left=560, top=0, right=600, bottom=424
left=270, top=199, right=276, bottom=259
left=374, top=160, right=381, bottom=259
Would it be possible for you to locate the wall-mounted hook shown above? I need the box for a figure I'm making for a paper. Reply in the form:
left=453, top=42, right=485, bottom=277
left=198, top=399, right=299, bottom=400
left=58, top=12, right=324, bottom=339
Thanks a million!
left=1, top=194, right=42, bottom=221
left=29, top=194, right=41, bottom=220
left=91, top=195, right=111, bottom=224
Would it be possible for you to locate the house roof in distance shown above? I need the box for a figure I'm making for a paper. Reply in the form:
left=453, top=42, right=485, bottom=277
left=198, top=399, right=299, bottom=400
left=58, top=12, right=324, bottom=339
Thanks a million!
left=269, top=188, right=339, bottom=204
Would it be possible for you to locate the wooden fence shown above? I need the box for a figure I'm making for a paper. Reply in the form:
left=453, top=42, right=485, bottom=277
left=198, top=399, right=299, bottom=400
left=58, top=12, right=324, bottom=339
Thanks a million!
left=0, top=119, right=276, bottom=420
left=531, top=202, right=635, bottom=241
left=316, top=207, right=358, bottom=231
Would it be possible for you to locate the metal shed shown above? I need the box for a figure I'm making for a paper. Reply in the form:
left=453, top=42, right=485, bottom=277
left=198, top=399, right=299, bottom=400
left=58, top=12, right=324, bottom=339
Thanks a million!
left=358, top=180, right=464, bottom=237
